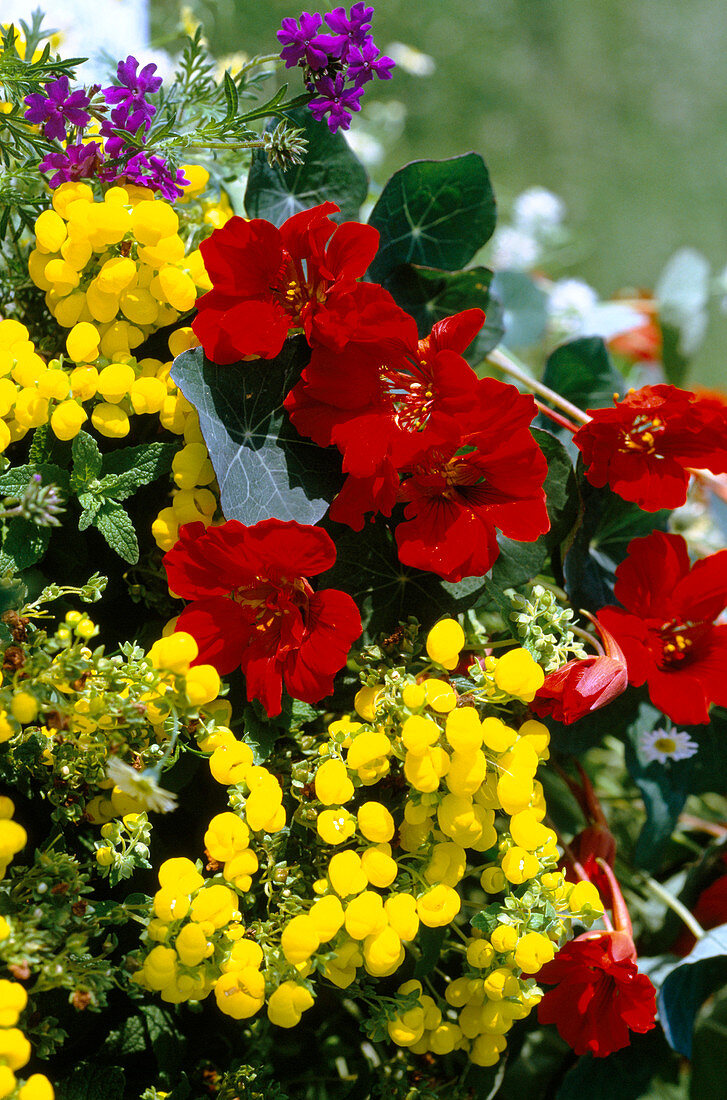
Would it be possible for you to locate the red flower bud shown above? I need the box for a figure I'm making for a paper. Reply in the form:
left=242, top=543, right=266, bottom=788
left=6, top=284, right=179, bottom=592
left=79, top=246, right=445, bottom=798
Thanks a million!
left=532, top=615, right=627, bottom=724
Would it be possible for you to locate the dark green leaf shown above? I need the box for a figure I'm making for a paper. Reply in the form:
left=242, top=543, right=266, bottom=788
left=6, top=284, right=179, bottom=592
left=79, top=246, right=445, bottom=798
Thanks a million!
left=222, top=69, right=239, bottom=122
left=70, top=431, right=102, bottom=492
left=658, top=924, right=727, bottom=1058
left=563, top=478, right=669, bottom=611
left=103, top=1013, right=147, bottom=1057
left=690, top=988, right=727, bottom=1100
left=532, top=427, right=580, bottom=550
left=681, top=710, right=727, bottom=796
left=245, top=107, right=368, bottom=225
left=382, top=263, right=504, bottom=356
left=93, top=500, right=139, bottom=564
left=555, top=1029, right=681, bottom=1100
left=625, top=704, right=690, bottom=871
left=491, top=269, right=548, bottom=349
left=242, top=703, right=279, bottom=763
left=320, top=520, right=488, bottom=642
left=546, top=687, right=641, bottom=755
left=490, top=533, right=548, bottom=589
left=413, top=926, right=446, bottom=978
left=0, top=518, right=50, bottom=572
left=139, top=1003, right=185, bottom=1078
left=99, top=441, right=177, bottom=501
left=542, top=337, right=625, bottom=412
left=56, top=1062, right=125, bottom=1100
left=170, top=340, right=342, bottom=526
left=368, top=154, right=496, bottom=284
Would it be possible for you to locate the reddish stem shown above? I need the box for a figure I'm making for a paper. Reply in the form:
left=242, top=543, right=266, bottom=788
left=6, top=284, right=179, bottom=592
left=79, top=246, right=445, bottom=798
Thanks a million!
left=534, top=399, right=581, bottom=434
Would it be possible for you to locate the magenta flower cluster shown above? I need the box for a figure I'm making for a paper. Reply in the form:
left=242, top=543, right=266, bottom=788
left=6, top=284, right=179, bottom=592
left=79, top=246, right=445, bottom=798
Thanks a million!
left=25, top=56, right=187, bottom=201
left=277, top=4, right=393, bottom=133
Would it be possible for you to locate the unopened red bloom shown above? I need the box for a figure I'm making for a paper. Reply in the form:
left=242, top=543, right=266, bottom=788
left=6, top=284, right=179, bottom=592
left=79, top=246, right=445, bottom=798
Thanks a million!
left=598, top=530, right=727, bottom=725
left=537, top=932, right=657, bottom=1057
left=532, top=615, right=628, bottom=724
left=163, top=519, right=362, bottom=717
left=573, top=384, right=727, bottom=510
left=192, top=202, right=382, bottom=363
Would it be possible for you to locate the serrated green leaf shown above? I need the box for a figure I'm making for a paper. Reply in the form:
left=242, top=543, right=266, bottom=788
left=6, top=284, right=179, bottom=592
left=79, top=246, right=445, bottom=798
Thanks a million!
left=0, top=461, right=70, bottom=497
left=367, top=154, right=497, bottom=284
left=0, top=517, right=51, bottom=572
left=242, top=703, right=279, bottom=763
left=413, top=926, right=446, bottom=978
left=245, top=107, right=368, bottom=226
left=382, top=263, right=504, bottom=357
left=542, top=337, right=625, bottom=412
left=170, top=339, right=341, bottom=526
left=93, top=500, right=139, bottom=563
left=0, top=577, right=25, bottom=617
left=70, top=431, right=102, bottom=492
left=490, top=533, right=548, bottom=590
left=98, top=441, right=177, bottom=501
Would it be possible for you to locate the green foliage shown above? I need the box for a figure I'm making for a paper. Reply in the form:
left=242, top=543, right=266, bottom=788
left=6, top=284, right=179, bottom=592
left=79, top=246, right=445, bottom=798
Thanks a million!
left=555, top=1029, right=683, bottom=1100
left=657, top=924, right=727, bottom=1058
left=171, top=340, right=341, bottom=526
left=245, top=107, right=369, bottom=225
left=320, top=520, right=488, bottom=642
left=367, top=154, right=497, bottom=285
left=56, top=1062, right=126, bottom=1100
left=383, top=264, right=504, bottom=357
left=542, top=336, right=625, bottom=411
left=69, top=434, right=176, bottom=563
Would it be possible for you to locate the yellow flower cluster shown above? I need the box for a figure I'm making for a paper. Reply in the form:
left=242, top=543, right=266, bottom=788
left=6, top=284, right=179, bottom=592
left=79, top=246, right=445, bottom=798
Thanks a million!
left=135, top=723, right=287, bottom=1012
left=135, top=622, right=601, bottom=1062
left=0, top=799, right=53, bottom=1098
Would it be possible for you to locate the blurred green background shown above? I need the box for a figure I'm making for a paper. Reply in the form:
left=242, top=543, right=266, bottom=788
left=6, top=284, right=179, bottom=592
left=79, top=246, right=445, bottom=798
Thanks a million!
left=151, top=0, right=727, bottom=386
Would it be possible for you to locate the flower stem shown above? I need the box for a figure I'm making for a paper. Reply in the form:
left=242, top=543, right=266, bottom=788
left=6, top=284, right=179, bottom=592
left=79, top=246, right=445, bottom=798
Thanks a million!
left=486, top=347, right=592, bottom=426
left=640, top=874, right=705, bottom=941
left=570, top=622, right=605, bottom=657
left=534, top=398, right=582, bottom=434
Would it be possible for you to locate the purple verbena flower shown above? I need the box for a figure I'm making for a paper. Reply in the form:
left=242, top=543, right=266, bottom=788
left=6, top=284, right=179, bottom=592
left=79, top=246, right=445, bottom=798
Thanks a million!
left=347, top=40, right=395, bottom=84
left=39, top=141, right=104, bottom=188
left=121, top=152, right=189, bottom=201
left=24, top=76, right=91, bottom=141
left=277, top=12, right=332, bottom=70
left=100, top=99, right=155, bottom=159
left=324, top=4, right=374, bottom=49
left=104, top=55, right=162, bottom=105
left=308, top=72, right=364, bottom=133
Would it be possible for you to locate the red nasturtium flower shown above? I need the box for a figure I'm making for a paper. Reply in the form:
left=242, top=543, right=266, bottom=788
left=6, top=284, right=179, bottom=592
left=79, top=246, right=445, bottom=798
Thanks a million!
left=573, top=384, right=727, bottom=511
left=392, top=391, right=550, bottom=582
left=532, top=614, right=628, bottom=724
left=192, top=202, right=394, bottom=363
left=538, top=861, right=657, bottom=1057
left=163, top=519, right=362, bottom=717
left=597, top=530, right=727, bottom=725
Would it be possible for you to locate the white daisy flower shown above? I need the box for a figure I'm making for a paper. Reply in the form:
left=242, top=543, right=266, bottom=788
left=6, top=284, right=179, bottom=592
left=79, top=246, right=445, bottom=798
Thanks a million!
left=640, top=728, right=699, bottom=765
left=106, top=758, right=178, bottom=814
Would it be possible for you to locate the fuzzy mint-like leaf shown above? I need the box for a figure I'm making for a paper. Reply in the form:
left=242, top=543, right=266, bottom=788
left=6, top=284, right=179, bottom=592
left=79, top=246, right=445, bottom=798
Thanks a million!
left=93, top=500, right=139, bottom=564
left=98, top=442, right=178, bottom=501
left=367, top=154, right=497, bottom=285
left=170, top=338, right=341, bottom=526
left=70, top=431, right=102, bottom=493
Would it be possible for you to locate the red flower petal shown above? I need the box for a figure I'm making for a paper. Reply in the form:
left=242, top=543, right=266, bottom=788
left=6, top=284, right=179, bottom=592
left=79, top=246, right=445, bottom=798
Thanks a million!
left=176, top=597, right=249, bottom=675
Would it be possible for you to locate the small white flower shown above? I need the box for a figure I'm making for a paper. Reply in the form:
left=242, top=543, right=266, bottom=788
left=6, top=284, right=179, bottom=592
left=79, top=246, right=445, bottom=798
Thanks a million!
left=106, top=758, right=178, bottom=814
left=640, top=728, right=699, bottom=765
left=490, top=226, right=540, bottom=271
left=385, top=42, right=436, bottom=77
left=513, top=187, right=565, bottom=237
